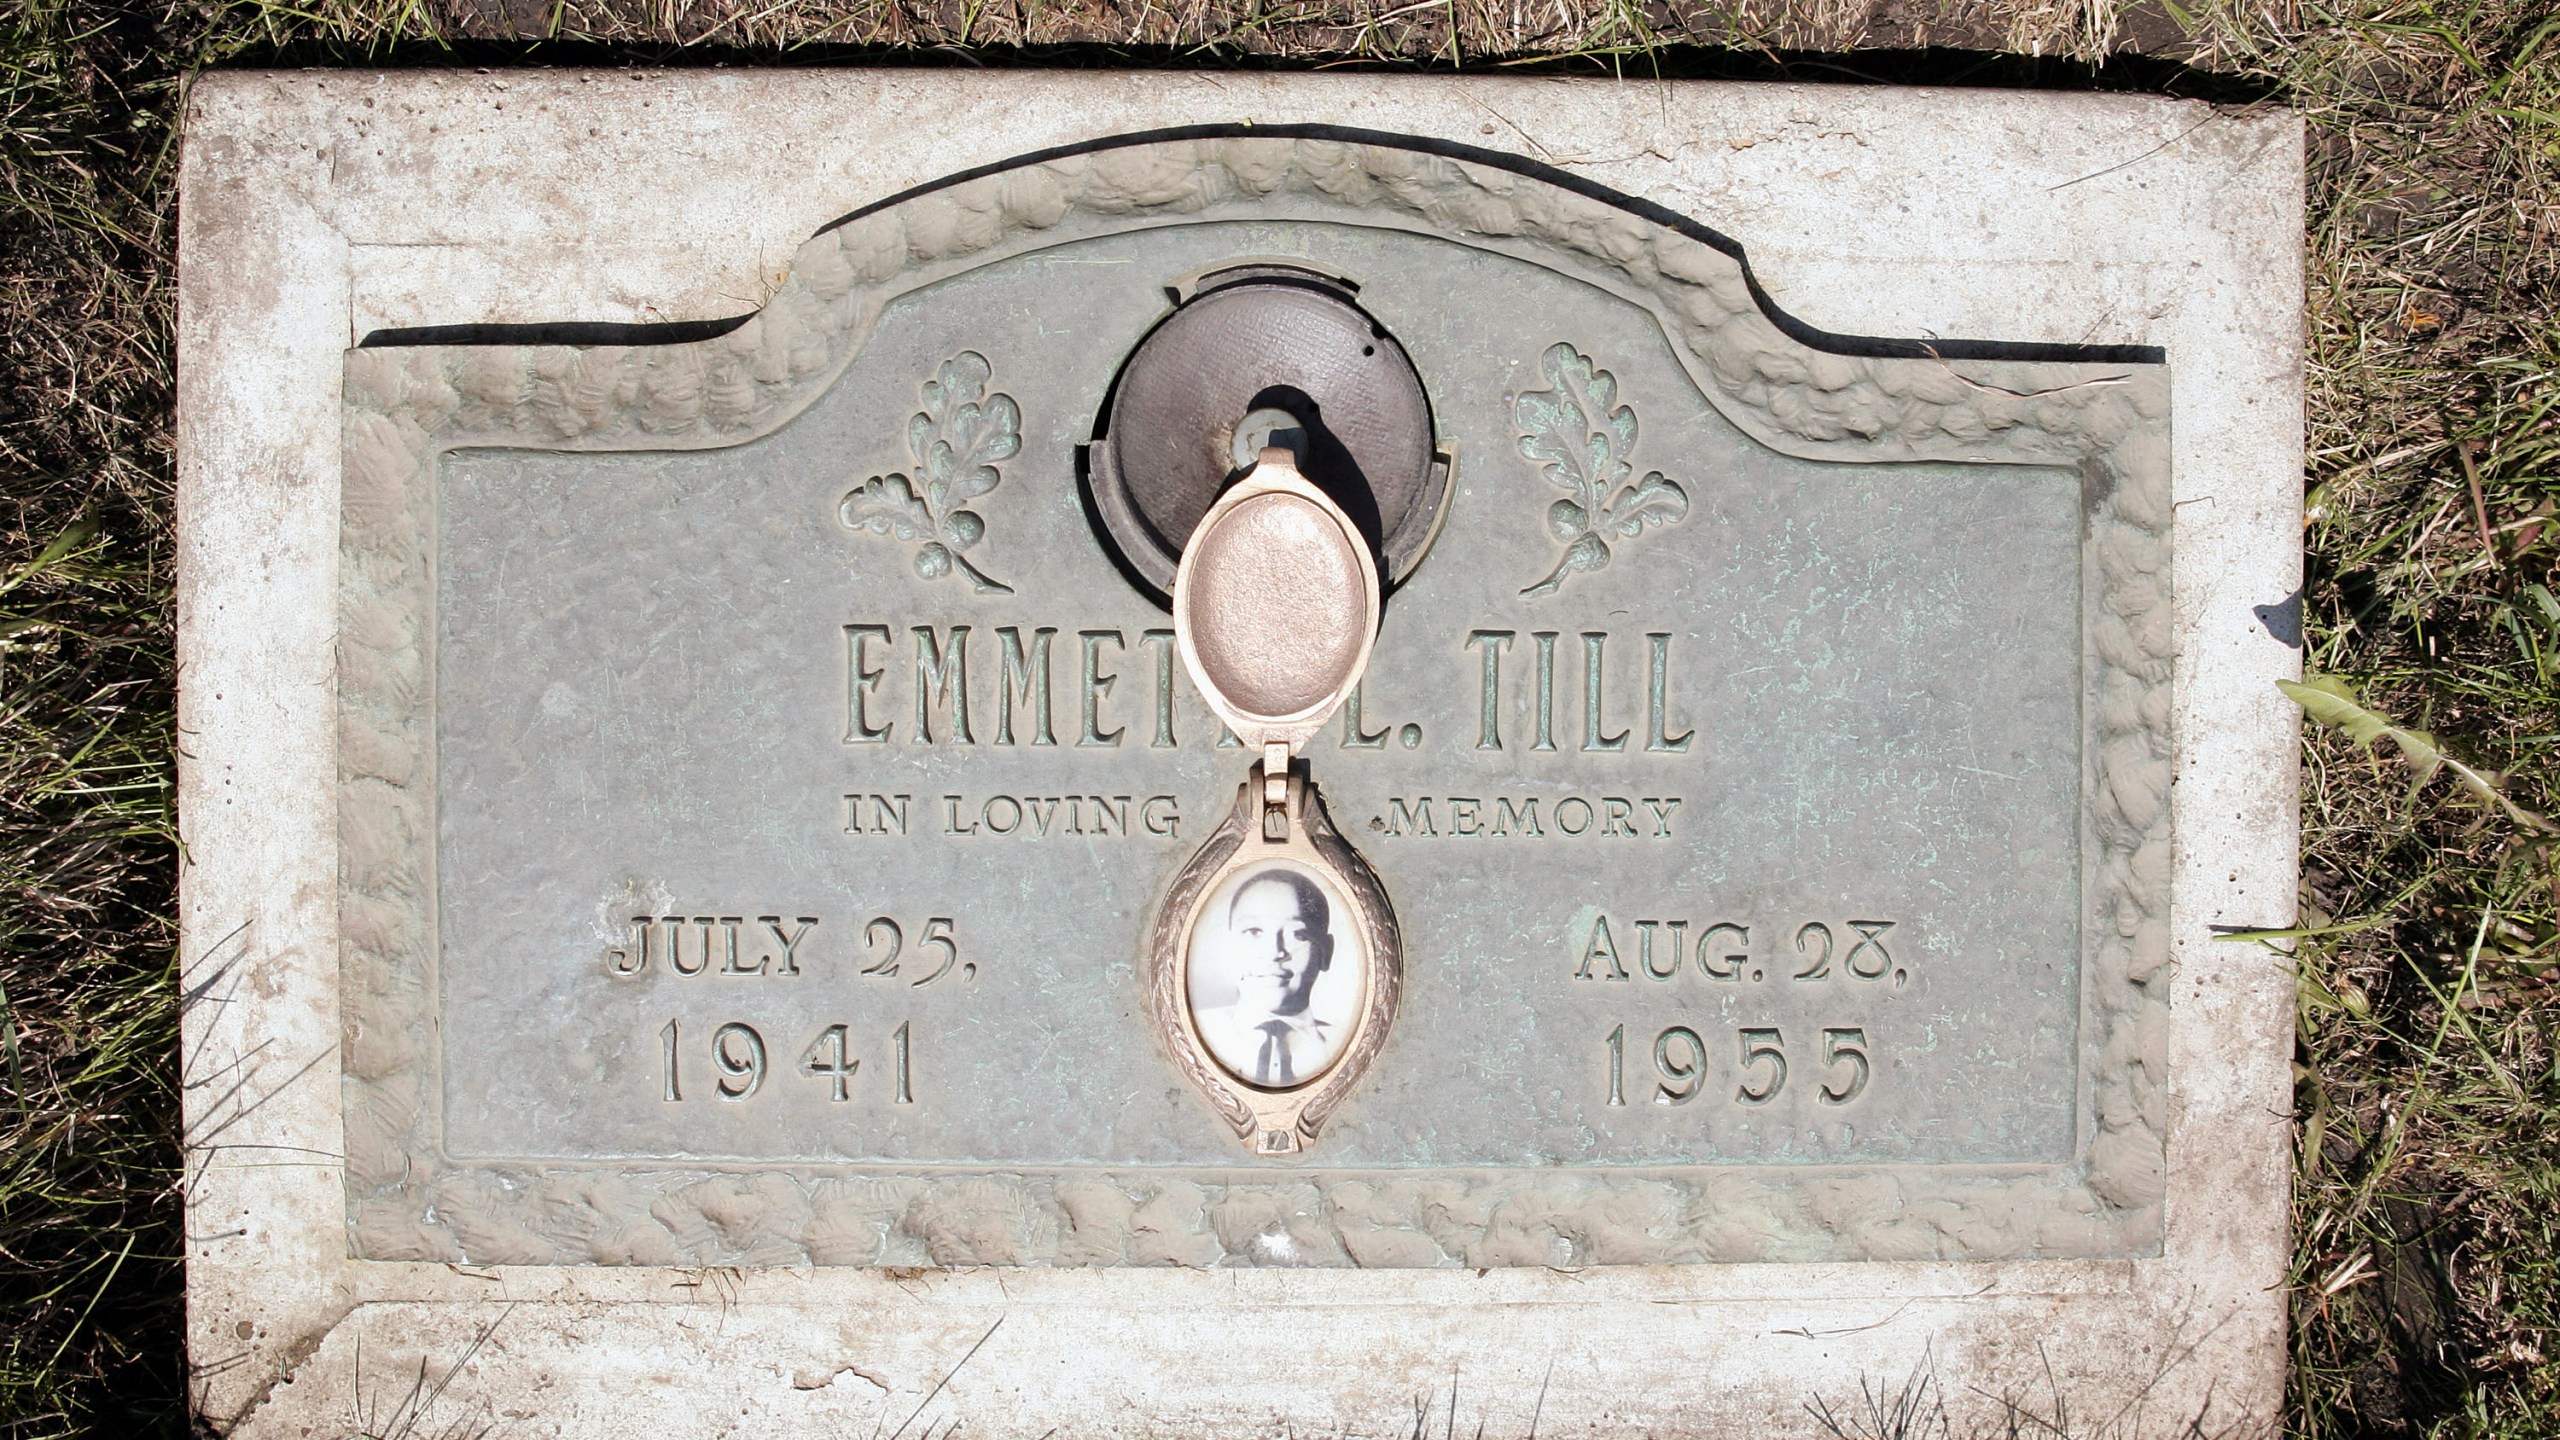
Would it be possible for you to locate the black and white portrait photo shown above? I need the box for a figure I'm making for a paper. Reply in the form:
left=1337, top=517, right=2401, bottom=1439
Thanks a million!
left=1185, top=863, right=1366, bottom=1089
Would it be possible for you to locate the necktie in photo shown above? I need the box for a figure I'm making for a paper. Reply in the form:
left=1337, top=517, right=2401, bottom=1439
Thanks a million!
left=1255, top=1021, right=1296, bottom=1087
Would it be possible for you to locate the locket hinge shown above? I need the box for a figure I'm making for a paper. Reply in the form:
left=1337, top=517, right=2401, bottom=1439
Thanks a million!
left=1260, top=742, right=1292, bottom=840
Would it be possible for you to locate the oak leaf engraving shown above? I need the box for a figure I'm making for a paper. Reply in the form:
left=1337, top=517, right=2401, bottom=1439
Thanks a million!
left=1602, top=470, right=1688, bottom=536
left=839, top=474, right=932, bottom=540
left=841, top=350, right=1017, bottom=594
left=1513, top=342, right=1688, bottom=597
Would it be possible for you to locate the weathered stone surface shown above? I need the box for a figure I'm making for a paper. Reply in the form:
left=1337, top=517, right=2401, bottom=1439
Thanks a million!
left=178, top=70, right=2300, bottom=1437
left=347, top=195, right=2165, bottom=1266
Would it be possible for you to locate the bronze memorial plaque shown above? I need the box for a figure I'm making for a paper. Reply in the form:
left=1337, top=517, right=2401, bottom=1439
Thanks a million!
left=338, top=129, right=2172, bottom=1268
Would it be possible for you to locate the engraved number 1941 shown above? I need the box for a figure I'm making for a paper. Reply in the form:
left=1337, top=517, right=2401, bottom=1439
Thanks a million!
left=658, top=1019, right=915, bottom=1105
left=1603, top=1023, right=1870, bottom=1107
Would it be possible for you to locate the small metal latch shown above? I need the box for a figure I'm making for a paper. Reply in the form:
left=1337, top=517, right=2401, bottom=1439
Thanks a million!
left=1262, top=742, right=1291, bottom=840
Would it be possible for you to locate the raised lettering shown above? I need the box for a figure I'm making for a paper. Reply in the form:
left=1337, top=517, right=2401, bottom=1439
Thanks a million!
left=1575, top=913, right=1629, bottom=980
left=1139, top=628, right=1177, bottom=748
left=1653, top=1026, right=1706, bottom=1104
left=669, top=917, right=712, bottom=976
left=1698, top=922, right=1749, bottom=980
left=1532, top=631, right=1558, bottom=751
left=762, top=916, right=815, bottom=976
left=1466, top=630, right=1514, bottom=750
left=1384, top=797, right=1437, bottom=836
left=1582, top=632, right=1629, bottom=752
left=983, top=794, right=1023, bottom=834
left=1341, top=682, right=1390, bottom=749
left=995, top=626, right=1057, bottom=746
left=844, top=623, right=892, bottom=744
left=609, top=915, right=653, bottom=975
left=1794, top=922, right=1834, bottom=980
left=1644, top=797, right=1681, bottom=837
left=1638, top=919, right=1687, bottom=980
left=1449, top=797, right=1483, bottom=835
left=718, top=916, right=762, bottom=974
left=712, top=1022, right=767, bottom=1099
left=913, top=625, right=974, bottom=745
left=803, top=1025, right=858, bottom=1101
left=1026, top=796, right=1066, bottom=837
left=1646, top=633, right=1694, bottom=752
left=912, top=917, right=959, bottom=986
left=1090, top=794, right=1131, bottom=836
left=1079, top=630, right=1124, bottom=746
left=1846, top=920, right=1898, bottom=981
left=842, top=793, right=912, bottom=836
left=1554, top=796, right=1593, bottom=835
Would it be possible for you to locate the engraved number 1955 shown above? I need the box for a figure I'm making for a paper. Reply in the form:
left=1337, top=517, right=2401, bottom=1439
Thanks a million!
left=1603, top=1023, right=1870, bottom=1107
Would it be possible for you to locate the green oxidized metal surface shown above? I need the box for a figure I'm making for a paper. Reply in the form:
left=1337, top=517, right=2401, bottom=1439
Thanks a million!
left=338, top=133, right=2172, bottom=1268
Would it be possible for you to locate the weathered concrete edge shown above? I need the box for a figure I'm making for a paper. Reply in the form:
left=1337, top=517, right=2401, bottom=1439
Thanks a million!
left=176, top=68, right=2299, bottom=1438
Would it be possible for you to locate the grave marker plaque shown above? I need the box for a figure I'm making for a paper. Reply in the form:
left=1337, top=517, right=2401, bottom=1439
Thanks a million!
left=181, top=73, right=2302, bottom=1437
left=345, top=161, right=2168, bottom=1263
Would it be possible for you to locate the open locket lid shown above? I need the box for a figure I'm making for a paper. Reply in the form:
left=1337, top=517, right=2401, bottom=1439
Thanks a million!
left=1171, top=448, right=1382, bottom=755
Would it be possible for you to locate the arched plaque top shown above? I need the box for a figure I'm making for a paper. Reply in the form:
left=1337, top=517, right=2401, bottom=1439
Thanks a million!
left=350, top=127, right=2169, bottom=485
left=808, top=123, right=2161, bottom=368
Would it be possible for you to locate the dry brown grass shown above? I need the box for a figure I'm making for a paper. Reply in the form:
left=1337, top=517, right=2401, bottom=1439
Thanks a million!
left=1, top=3, right=184, bottom=1435
left=2179, top=1, right=2560, bottom=1432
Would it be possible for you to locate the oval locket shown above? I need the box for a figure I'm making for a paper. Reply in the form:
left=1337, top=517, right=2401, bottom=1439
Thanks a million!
left=1148, top=450, right=1403, bottom=1156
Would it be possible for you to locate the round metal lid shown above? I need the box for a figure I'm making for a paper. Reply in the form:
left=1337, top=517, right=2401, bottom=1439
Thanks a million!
left=1091, top=273, right=1448, bottom=596
left=1172, top=451, right=1381, bottom=753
